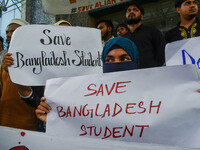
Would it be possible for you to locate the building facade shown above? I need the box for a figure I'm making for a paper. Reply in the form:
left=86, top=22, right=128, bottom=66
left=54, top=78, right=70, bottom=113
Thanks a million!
left=21, top=0, right=183, bottom=34
left=2, top=0, right=200, bottom=37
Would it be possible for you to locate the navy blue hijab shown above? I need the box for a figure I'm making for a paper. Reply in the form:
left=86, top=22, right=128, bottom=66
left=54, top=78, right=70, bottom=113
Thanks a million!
left=102, top=37, right=139, bottom=73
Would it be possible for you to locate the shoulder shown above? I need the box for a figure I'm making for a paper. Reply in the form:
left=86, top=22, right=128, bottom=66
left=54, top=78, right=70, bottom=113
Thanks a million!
left=165, top=27, right=178, bottom=36
left=123, top=31, right=132, bottom=39
left=139, top=25, right=163, bottom=36
left=164, top=26, right=179, bottom=43
left=141, top=25, right=160, bottom=31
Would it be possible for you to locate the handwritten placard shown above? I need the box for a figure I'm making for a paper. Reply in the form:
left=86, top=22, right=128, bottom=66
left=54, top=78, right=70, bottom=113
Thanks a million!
left=45, top=65, right=200, bottom=148
left=8, top=25, right=102, bottom=86
left=42, top=0, right=128, bottom=15
left=0, top=126, right=197, bottom=150
left=165, top=37, right=200, bottom=70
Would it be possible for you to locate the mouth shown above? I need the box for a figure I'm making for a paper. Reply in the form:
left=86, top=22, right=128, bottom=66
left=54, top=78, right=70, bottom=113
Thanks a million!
left=189, top=8, right=197, bottom=12
left=129, top=13, right=136, bottom=18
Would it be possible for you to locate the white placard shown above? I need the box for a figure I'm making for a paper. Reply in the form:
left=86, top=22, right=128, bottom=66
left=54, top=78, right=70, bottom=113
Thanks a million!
left=42, top=0, right=129, bottom=15
left=45, top=65, right=200, bottom=148
left=0, top=126, right=196, bottom=150
left=165, top=37, right=200, bottom=70
left=8, top=25, right=102, bottom=86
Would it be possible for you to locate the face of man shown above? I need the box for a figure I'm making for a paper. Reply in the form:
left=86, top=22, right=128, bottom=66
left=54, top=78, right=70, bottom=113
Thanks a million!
left=126, top=5, right=143, bottom=25
left=97, top=22, right=110, bottom=41
left=117, top=26, right=128, bottom=36
left=6, top=24, right=20, bottom=48
left=176, top=0, right=198, bottom=20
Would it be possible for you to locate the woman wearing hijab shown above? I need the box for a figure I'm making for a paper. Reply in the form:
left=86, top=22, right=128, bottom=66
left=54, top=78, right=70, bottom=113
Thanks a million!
left=102, top=36, right=139, bottom=73
left=35, top=36, right=140, bottom=122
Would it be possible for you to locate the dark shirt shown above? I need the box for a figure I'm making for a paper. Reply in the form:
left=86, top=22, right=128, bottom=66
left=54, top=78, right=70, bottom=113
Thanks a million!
left=20, top=86, right=45, bottom=132
left=165, top=18, right=200, bottom=44
left=123, top=24, right=165, bottom=68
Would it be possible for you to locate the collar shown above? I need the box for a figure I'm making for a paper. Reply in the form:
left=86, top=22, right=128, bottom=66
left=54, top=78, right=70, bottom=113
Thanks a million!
left=128, top=24, right=143, bottom=33
left=177, top=17, right=199, bottom=28
left=102, top=36, right=114, bottom=47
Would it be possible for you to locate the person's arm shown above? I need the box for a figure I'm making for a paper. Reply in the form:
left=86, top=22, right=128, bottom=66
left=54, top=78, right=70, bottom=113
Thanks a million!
left=35, top=97, right=51, bottom=123
left=3, top=52, right=43, bottom=107
left=16, top=84, right=32, bottom=97
left=152, top=27, right=166, bottom=66
left=2, top=53, right=33, bottom=96
left=18, top=85, right=44, bottom=107
left=2, top=53, right=14, bottom=72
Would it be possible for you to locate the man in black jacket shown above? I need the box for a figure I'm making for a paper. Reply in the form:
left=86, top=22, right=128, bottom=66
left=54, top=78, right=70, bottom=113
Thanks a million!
left=123, top=2, right=166, bottom=68
left=165, top=0, right=200, bottom=43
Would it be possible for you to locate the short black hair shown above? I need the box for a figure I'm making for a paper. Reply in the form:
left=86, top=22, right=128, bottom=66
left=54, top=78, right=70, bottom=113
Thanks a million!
left=175, top=0, right=186, bottom=8
left=96, top=19, right=114, bottom=33
left=116, top=23, right=128, bottom=31
left=126, top=1, right=144, bottom=15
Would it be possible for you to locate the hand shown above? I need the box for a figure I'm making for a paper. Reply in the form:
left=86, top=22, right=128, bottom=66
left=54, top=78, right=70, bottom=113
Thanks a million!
left=2, top=53, right=14, bottom=72
left=35, top=97, right=51, bottom=123
left=197, top=89, right=200, bottom=93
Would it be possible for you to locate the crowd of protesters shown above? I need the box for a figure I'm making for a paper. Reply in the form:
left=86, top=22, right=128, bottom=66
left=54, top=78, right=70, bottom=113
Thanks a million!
left=0, top=0, right=199, bottom=133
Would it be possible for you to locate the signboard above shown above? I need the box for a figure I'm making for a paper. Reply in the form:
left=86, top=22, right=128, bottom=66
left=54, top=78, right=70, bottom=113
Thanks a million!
left=42, top=0, right=129, bottom=15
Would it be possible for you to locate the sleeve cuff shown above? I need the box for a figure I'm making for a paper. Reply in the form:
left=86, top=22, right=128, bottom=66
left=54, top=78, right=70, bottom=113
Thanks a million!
left=18, top=87, right=33, bottom=99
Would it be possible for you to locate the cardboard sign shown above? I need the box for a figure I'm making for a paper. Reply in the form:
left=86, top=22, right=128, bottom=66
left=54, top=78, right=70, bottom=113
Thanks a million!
left=45, top=65, right=200, bottom=148
left=8, top=25, right=102, bottom=86
left=42, top=0, right=129, bottom=15
left=0, top=126, right=196, bottom=150
left=165, top=37, right=200, bottom=70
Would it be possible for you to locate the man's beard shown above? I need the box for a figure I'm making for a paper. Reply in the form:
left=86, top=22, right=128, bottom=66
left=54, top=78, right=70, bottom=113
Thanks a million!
left=188, top=14, right=197, bottom=20
left=102, top=29, right=109, bottom=41
left=126, top=15, right=142, bottom=25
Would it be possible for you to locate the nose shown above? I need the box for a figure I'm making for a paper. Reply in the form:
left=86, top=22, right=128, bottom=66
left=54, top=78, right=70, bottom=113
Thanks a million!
left=113, top=58, right=122, bottom=63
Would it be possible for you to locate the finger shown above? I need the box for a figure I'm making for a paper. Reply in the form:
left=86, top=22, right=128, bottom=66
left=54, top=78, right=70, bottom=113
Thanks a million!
left=40, top=97, right=46, bottom=102
left=4, top=53, right=12, bottom=57
left=37, top=104, right=50, bottom=113
left=3, top=60, right=14, bottom=66
left=40, top=101, right=51, bottom=111
left=35, top=109, right=46, bottom=115
left=3, top=53, right=14, bottom=61
left=35, top=109, right=47, bottom=123
left=40, top=97, right=51, bottom=110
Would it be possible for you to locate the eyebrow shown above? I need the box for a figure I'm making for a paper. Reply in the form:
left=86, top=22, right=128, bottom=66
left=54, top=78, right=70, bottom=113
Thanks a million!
left=119, top=54, right=131, bottom=58
left=105, top=54, right=131, bottom=58
left=105, top=55, right=114, bottom=58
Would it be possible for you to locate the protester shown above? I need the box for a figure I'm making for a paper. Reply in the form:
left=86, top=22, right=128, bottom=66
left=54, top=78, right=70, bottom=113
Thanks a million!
left=0, top=18, right=38, bottom=131
left=165, top=0, right=200, bottom=43
left=0, top=36, right=7, bottom=65
left=1, top=20, right=73, bottom=132
left=96, top=20, right=114, bottom=47
left=123, top=2, right=165, bottom=68
left=35, top=36, right=140, bottom=122
left=102, top=36, right=139, bottom=73
left=6, top=20, right=72, bottom=105
left=116, top=23, right=129, bottom=36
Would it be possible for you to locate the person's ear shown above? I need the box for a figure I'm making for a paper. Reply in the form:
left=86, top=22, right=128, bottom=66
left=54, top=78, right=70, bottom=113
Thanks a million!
left=108, top=26, right=112, bottom=32
left=176, top=7, right=181, bottom=14
left=141, top=14, right=144, bottom=20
